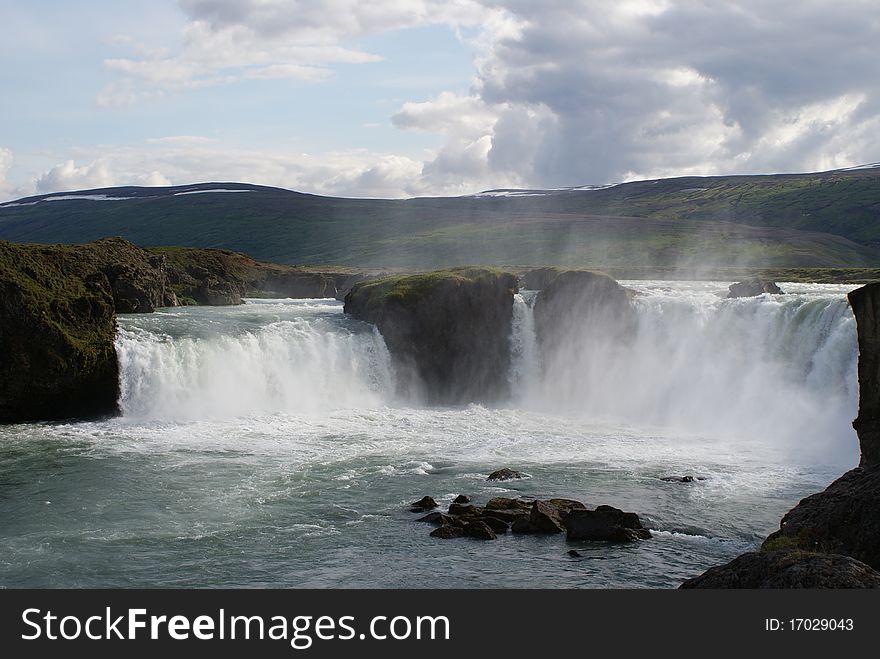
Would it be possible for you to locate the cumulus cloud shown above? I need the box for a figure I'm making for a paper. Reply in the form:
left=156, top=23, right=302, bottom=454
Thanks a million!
left=99, top=0, right=494, bottom=106
left=35, top=159, right=116, bottom=193
left=18, top=143, right=430, bottom=200
left=42, top=0, right=880, bottom=196
left=461, top=0, right=880, bottom=185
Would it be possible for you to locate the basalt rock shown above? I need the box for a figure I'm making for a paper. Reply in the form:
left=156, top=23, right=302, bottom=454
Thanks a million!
left=463, top=521, right=497, bottom=541
left=344, top=268, right=518, bottom=404
left=761, top=466, right=880, bottom=570
left=410, top=496, right=439, bottom=512
left=680, top=551, right=880, bottom=589
left=452, top=495, right=471, bottom=504
left=849, top=283, right=880, bottom=468
left=0, top=240, right=120, bottom=422
left=565, top=506, right=651, bottom=542
left=511, top=499, right=589, bottom=535
left=430, top=525, right=465, bottom=539
left=533, top=270, right=637, bottom=353
left=487, top=468, right=528, bottom=482
left=484, top=497, right=532, bottom=511
left=727, top=279, right=784, bottom=298
left=416, top=512, right=460, bottom=526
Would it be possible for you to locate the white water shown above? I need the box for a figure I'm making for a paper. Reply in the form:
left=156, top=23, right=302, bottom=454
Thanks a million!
left=116, top=299, right=394, bottom=421
left=0, top=281, right=861, bottom=587
left=512, top=281, right=859, bottom=465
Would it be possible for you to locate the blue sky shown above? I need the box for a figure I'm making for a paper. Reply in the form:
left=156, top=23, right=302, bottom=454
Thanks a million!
left=2, top=1, right=879, bottom=200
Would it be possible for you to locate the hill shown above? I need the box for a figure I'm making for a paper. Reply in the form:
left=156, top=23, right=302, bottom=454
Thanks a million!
left=1, top=166, right=879, bottom=269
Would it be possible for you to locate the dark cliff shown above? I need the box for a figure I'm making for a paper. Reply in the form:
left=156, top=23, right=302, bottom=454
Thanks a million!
left=344, top=268, right=518, bottom=404
left=0, top=240, right=121, bottom=421
left=849, top=283, right=880, bottom=468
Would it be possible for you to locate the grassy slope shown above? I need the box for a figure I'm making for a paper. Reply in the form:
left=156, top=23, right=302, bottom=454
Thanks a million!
left=0, top=168, right=878, bottom=269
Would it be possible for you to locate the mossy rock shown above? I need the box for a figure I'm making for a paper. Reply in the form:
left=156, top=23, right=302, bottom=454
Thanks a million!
left=0, top=240, right=120, bottom=422
left=344, top=267, right=518, bottom=404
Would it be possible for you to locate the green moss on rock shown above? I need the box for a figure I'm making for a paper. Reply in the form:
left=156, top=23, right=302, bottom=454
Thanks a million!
left=344, top=267, right=518, bottom=404
left=0, top=240, right=120, bottom=422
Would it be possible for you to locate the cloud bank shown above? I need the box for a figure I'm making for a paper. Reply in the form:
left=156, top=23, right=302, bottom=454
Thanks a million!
left=7, top=0, right=880, bottom=200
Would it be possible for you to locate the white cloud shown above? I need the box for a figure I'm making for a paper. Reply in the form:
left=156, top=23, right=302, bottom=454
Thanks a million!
left=35, top=159, right=116, bottom=193
left=12, top=1, right=880, bottom=199
left=98, top=0, right=495, bottom=106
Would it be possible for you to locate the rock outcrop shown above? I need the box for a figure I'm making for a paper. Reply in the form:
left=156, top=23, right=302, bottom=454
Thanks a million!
left=849, top=283, right=880, bottom=468
left=344, top=268, right=518, bottom=404
left=761, top=466, right=880, bottom=569
left=727, top=279, right=784, bottom=298
left=415, top=494, right=650, bottom=545
left=565, top=505, right=652, bottom=541
left=0, top=240, right=120, bottom=422
left=533, top=270, right=637, bottom=352
left=680, top=551, right=880, bottom=589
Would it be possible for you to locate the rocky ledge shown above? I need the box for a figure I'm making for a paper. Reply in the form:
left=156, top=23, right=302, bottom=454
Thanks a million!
left=344, top=268, right=518, bottom=404
left=681, top=551, right=880, bottom=589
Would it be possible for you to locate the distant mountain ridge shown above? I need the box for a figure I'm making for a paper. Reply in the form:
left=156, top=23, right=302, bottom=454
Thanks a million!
left=1, top=166, right=879, bottom=269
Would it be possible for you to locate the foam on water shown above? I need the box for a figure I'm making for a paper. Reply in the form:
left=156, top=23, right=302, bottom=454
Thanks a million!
left=0, top=283, right=863, bottom=587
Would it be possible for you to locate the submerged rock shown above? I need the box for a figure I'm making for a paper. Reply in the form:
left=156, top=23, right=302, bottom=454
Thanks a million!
left=565, top=506, right=651, bottom=542
left=487, top=468, right=528, bottom=482
left=344, top=268, right=518, bottom=405
left=727, top=279, right=784, bottom=298
left=680, top=551, right=880, bottom=589
left=660, top=475, right=705, bottom=483
left=567, top=550, right=583, bottom=558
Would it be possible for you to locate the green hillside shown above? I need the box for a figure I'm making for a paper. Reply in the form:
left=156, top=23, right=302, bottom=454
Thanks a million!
left=1, top=166, right=878, bottom=269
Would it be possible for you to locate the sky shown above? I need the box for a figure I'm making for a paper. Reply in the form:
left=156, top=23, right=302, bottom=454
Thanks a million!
left=1, top=0, right=879, bottom=201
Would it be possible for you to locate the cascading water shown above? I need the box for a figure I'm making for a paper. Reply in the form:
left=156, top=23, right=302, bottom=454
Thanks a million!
left=115, top=299, right=394, bottom=420
left=0, top=283, right=862, bottom=588
left=509, top=280, right=859, bottom=464
left=509, top=291, right=540, bottom=400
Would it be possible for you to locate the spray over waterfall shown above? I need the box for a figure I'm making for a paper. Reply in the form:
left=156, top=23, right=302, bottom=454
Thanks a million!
left=510, top=282, right=858, bottom=459
left=115, top=285, right=859, bottom=461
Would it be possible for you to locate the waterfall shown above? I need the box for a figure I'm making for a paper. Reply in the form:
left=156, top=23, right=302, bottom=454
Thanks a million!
left=115, top=301, right=394, bottom=420
left=509, top=291, right=540, bottom=400
left=513, top=282, right=860, bottom=462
